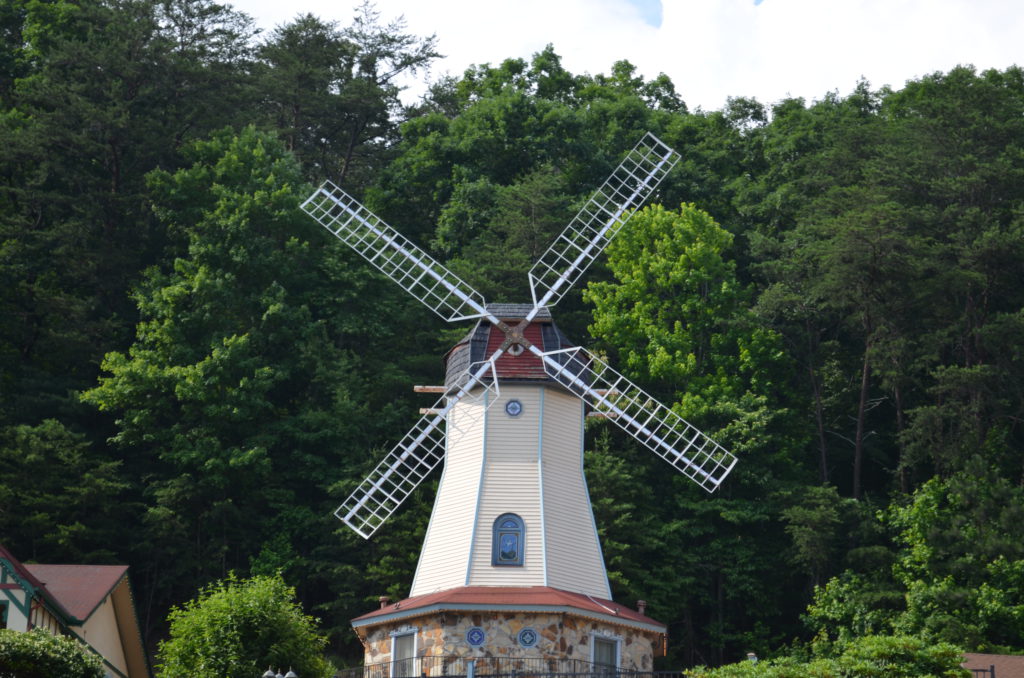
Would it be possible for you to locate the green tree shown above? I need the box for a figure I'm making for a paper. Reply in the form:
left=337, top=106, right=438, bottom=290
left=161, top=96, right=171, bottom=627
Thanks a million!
left=0, top=628, right=104, bottom=678
left=157, top=572, right=333, bottom=678
left=256, top=4, right=439, bottom=187
left=887, top=460, right=1024, bottom=650
left=0, top=0, right=259, bottom=432
left=0, top=419, right=129, bottom=563
left=584, top=203, right=804, bottom=664
left=807, top=458, right=1024, bottom=652
left=82, top=127, right=414, bottom=645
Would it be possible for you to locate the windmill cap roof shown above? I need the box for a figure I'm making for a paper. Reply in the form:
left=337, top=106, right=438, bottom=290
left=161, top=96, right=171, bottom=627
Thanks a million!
left=351, top=585, right=665, bottom=632
left=485, top=303, right=551, bottom=320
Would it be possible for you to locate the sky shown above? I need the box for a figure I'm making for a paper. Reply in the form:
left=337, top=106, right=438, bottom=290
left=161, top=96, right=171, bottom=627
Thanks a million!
left=228, top=0, right=1023, bottom=112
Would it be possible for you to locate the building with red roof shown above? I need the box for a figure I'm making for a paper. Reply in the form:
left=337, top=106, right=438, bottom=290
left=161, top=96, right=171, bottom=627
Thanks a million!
left=0, top=544, right=150, bottom=678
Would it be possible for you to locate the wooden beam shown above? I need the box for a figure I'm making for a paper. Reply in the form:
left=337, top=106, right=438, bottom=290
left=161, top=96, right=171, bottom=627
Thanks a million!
left=414, top=385, right=446, bottom=393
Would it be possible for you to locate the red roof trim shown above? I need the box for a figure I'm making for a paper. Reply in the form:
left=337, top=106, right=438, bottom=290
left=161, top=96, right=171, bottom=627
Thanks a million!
left=352, top=586, right=665, bottom=632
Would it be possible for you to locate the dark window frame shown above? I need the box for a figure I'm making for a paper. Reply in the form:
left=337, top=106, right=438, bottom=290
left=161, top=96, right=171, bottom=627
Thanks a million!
left=492, top=513, right=525, bottom=566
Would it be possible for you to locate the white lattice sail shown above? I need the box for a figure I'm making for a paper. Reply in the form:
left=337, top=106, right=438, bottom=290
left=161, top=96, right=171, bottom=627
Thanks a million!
left=335, top=358, right=501, bottom=538
left=301, top=182, right=487, bottom=323
left=528, top=133, right=680, bottom=311
left=539, top=346, right=737, bottom=492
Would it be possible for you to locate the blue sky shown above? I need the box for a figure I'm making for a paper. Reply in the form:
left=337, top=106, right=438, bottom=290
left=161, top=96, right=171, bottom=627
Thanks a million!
left=625, top=0, right=663, bottom=28
left=230, top=0, right=1023, bottom=112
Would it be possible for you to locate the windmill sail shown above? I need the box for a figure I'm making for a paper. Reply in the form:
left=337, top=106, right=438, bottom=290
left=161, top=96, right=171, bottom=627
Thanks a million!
left=336, top=355, right=502, bottom=539
left=336, top=408, right=449, bottom=539
left=301, top=182, right=488, bottom=323
left=527, top=133, right=680, bottom=314
left=539, top=346, right=737, bottom=492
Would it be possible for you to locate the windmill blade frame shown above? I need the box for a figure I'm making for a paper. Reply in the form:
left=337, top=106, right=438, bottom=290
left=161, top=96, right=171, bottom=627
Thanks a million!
left=336, top=354, right=504, bottom=539
left=526, top=133, right=680, bottom=317
left=302, top=181, right=489, bottom=323
left=537, top=346, right=737, bottom=492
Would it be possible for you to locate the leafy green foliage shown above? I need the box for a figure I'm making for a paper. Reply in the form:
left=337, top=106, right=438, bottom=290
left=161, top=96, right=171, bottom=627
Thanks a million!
left=82, top=126, right=418, bottom=650
left=887, top=461, right=1024, bottom=650
left=157, top=572, right=333, bottom=678
left=0, top=628, right=104, bottom=678
left=684, top=635, right=968, bottom=678
left=582, top=204, right=806, bottom=664
left=0, top=419, right=129, bottom=562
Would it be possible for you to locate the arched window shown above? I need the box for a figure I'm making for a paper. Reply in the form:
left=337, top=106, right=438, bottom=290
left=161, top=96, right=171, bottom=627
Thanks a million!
left=492, top=513, right=525, bottom=566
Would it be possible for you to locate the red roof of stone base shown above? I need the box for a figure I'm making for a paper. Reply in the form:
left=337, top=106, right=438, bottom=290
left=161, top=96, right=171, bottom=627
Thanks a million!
left=24, top=564, right=129, bottom=622
left=352, top=586, right=664, bottom=631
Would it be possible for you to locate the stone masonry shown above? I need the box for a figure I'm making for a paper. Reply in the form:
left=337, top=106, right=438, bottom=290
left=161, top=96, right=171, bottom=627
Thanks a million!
left=358, top=609, right=663, bottom=671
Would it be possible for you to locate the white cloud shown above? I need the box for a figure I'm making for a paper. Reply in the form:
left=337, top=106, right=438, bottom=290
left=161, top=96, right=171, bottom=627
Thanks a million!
left=236, top=0, right=1024, bottom=112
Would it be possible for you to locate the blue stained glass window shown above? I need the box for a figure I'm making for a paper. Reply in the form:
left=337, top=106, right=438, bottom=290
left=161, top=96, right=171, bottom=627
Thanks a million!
left=492, top=513, right=524, bottom=566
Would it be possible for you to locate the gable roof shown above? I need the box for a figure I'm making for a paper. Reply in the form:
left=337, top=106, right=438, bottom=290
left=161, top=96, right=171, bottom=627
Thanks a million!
left=0, top=544, right=151, bottom=678
left=23, top=564, right=128, bottom=622
left=0, top=543, right=73, bottom=620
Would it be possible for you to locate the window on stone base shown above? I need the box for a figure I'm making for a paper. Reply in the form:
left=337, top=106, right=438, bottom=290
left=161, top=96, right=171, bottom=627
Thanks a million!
left=592, top=634, right=620, bottom=673
left=390, top=629, right=417, bottom=678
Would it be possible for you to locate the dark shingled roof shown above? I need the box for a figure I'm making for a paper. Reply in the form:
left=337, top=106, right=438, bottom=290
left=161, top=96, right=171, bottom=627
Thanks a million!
left=485, top=303, right=552, bottom=320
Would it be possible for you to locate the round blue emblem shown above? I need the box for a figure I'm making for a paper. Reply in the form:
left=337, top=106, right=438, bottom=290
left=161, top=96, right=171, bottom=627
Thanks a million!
left=517, top=627, right=539, bottom=648
left=466, top=626, right=486, bottom=647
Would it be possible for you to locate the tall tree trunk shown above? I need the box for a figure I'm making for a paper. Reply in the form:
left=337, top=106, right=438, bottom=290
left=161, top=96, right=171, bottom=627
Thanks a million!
left=804, top=319, right=828, bottom=482
left=894, top=381, right=908, bottom=493
left=853, top=341, right=872, bottom=500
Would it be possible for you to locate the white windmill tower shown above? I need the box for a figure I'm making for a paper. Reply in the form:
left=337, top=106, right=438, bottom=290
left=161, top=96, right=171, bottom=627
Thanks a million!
left=300, top=134, right=737, bottom=674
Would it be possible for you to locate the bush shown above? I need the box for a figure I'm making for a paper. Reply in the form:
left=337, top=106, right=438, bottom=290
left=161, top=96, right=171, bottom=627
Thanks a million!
left=157, top=572, right=334, bottom=678
left=0, top=628, right=105, bottom=678
left=684, top=635, right=969, bottom=678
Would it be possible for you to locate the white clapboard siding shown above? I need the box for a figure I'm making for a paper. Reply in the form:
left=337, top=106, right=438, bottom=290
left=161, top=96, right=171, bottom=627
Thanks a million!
left=467, top=387, right=545, bottom=586
left=540, top=389, right=611, bottom=597
left=410, top=397, right=487, bottom=595
left=411, top=384, right=610, bottom=598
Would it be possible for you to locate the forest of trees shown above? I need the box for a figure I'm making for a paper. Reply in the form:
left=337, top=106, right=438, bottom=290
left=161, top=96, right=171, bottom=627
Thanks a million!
left=2, top=0, right=1023, bottom=670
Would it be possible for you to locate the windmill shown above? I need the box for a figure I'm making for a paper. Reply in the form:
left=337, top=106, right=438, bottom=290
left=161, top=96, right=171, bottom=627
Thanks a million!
left=300, top=133, right=738, bottom=670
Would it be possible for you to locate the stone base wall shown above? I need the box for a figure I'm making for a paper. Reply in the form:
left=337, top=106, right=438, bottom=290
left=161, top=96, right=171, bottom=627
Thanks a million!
left=359, top=610, right=662, bottom=671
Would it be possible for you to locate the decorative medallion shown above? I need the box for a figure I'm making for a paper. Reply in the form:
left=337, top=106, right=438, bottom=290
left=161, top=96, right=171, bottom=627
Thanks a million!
left=505, top=399, right=523, bottom=417
left=517, top=627, right=539, bottom=648
left=466, top=626, right=486, bottom=647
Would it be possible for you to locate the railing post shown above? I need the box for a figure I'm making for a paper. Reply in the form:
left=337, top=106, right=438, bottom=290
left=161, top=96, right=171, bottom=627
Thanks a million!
left=467, top=659, right=475, bottom=678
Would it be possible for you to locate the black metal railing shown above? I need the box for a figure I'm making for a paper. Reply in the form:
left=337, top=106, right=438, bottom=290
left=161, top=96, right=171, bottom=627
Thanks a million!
left=967, top=666, right=995, bottom=678
left=334, top=657, right=677, bottom=678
